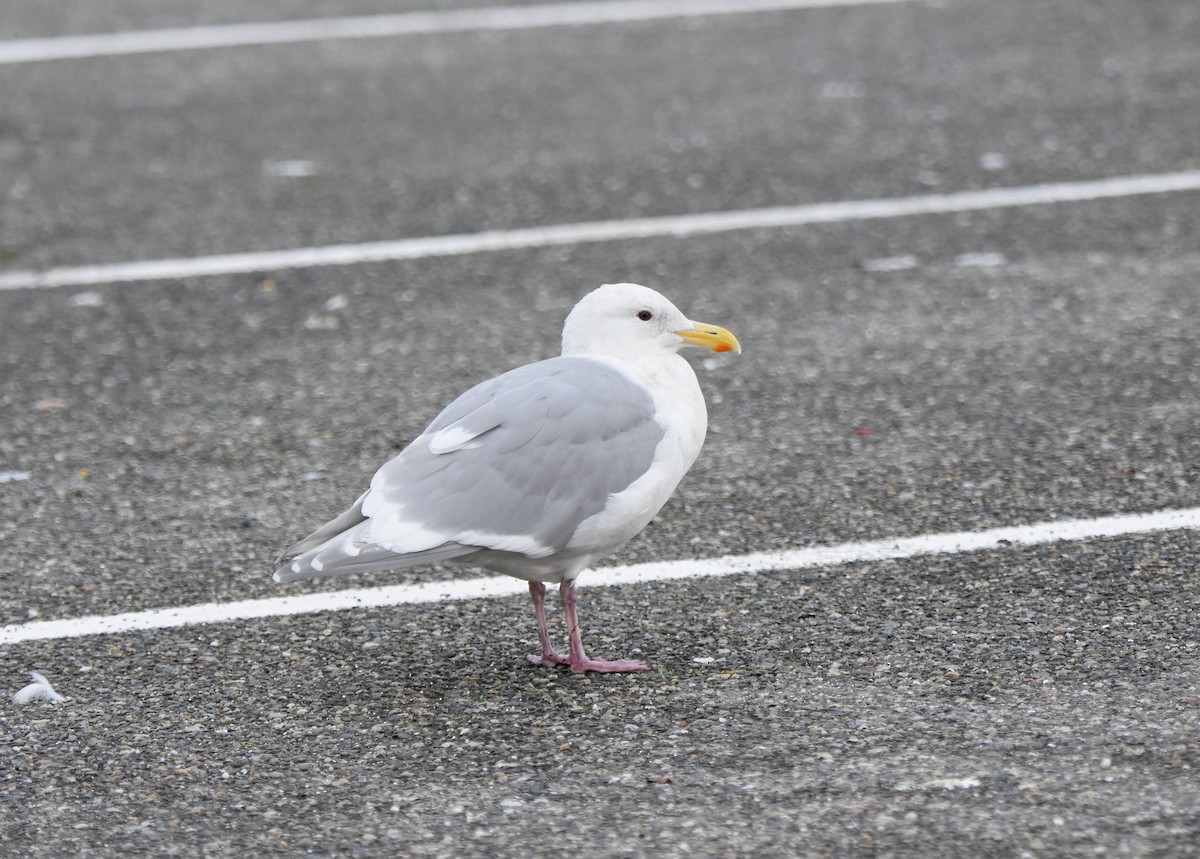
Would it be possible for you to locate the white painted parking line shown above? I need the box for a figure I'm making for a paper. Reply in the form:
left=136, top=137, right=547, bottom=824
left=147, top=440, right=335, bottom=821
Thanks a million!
left=3, top=169, right=1200, bottom=292
left=0, top=0, right=920, bottom=65
left=3, top=506, right=1198, bottom=646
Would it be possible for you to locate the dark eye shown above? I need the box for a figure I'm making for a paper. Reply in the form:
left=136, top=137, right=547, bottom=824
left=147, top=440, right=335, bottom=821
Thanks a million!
left=636, top=310, right=653, bottom=321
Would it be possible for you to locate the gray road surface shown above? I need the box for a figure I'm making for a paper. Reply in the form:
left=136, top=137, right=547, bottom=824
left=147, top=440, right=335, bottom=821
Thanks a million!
left=2, top=0, right=1198, bottom=856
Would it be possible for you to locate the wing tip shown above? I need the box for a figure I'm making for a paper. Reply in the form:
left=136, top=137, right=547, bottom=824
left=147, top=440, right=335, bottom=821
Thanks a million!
left=271, top=558, right=307, bottom=584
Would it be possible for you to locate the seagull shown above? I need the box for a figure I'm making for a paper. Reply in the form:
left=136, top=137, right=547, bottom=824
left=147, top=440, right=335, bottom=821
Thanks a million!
left=274, top=282, right=740, bottom=673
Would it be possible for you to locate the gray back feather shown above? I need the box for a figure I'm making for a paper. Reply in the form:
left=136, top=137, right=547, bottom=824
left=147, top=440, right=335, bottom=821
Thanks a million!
left=369, top=356, right=664, bottom=553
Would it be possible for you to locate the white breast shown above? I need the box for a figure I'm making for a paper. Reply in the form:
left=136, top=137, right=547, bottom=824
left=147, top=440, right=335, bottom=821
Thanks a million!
left=563, top=354, right=707, bottom=560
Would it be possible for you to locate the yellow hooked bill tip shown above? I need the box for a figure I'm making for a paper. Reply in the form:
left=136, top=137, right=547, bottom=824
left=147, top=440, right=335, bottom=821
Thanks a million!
left=675, top=321, right=742, bottom=354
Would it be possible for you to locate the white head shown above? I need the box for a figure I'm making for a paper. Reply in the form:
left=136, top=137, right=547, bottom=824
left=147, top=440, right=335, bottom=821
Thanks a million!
left=560, top=283, right=741, bottom=359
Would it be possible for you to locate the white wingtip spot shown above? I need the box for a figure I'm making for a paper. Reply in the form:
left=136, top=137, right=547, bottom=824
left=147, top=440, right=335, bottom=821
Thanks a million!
left=310, top=558, right=324, bottom=572
left=272, top=571, right=283, bottom=583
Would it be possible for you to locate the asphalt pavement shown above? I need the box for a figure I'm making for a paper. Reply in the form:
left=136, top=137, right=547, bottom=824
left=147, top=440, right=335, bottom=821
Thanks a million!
left=2, top=0, right=1198, bottom=856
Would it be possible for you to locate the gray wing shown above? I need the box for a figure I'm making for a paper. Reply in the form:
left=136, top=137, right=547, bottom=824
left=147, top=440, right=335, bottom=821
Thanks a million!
left=273, top=490, right=479, bottom=581
left=274, top=357, right=664, bottom=581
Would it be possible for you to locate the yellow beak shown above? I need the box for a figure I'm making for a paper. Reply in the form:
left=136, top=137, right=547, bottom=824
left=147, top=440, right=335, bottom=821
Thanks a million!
left=675, top=321, right=742, bottom=354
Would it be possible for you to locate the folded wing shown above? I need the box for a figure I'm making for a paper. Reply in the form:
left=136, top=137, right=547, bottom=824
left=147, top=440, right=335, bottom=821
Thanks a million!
left=274, top=357, right=665, bottom=582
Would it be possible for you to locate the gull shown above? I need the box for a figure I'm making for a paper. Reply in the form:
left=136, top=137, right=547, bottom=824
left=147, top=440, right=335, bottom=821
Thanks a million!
left=274, top=282, right=740, bottom=672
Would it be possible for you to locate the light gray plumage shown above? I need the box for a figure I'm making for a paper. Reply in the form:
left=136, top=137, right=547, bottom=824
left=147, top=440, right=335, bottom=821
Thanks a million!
left=273, top=282, right=740, bottom=672
left=274, top=358, right=664, bottom=581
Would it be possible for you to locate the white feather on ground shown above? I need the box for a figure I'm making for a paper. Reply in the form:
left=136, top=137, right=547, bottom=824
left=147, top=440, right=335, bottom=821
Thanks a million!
left=13, top=672, right=65, bottom=704
left=273, top=283, right=740, bottom=673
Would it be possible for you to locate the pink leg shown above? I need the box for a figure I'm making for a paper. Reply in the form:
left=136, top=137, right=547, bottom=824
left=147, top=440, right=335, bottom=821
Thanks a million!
left=559, top=579, right=649, bottom=674
left=526, top=581, right=569, bottom=667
